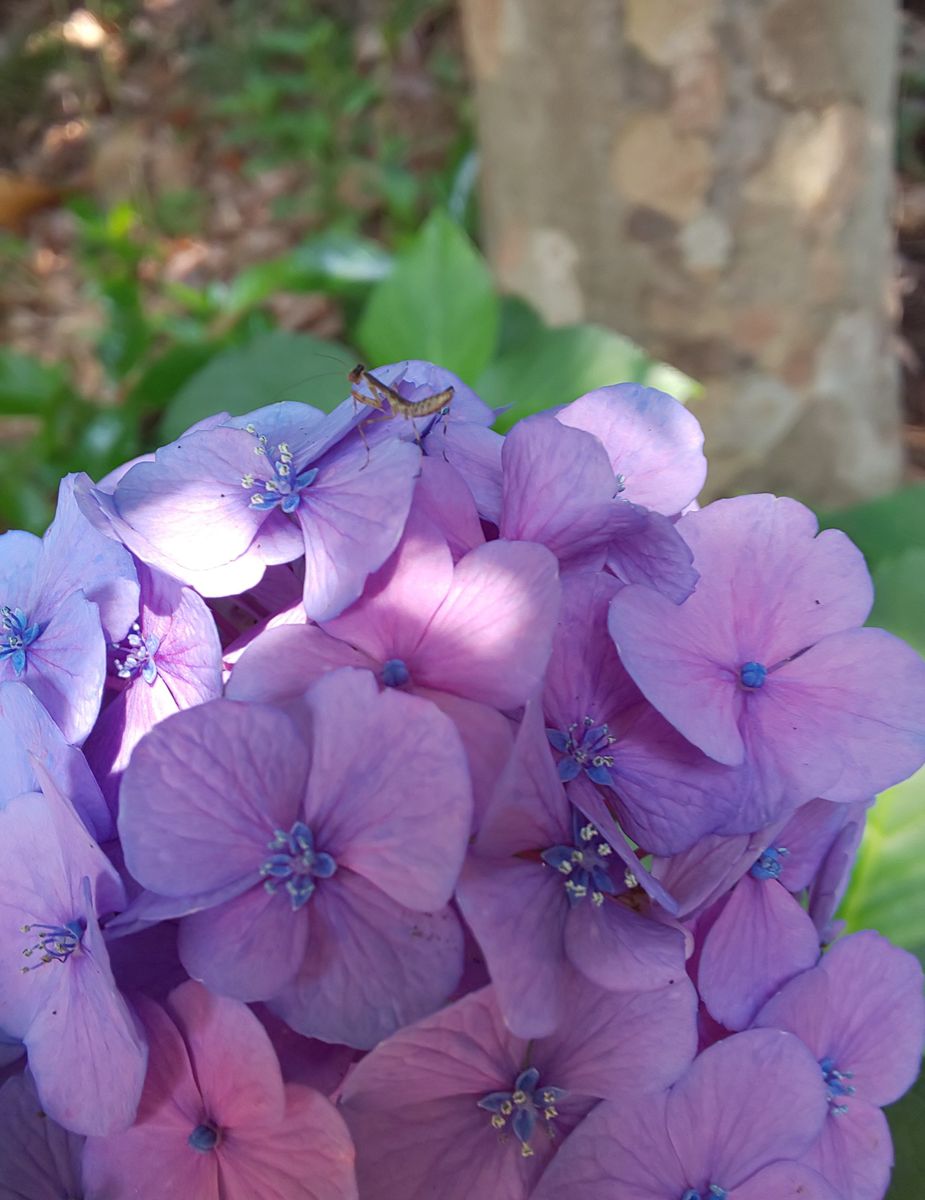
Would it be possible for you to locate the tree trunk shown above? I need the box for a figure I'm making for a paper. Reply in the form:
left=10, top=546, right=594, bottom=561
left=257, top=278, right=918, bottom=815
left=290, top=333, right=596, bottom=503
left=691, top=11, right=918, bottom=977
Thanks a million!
left=460, top=0, right=902, bottom=505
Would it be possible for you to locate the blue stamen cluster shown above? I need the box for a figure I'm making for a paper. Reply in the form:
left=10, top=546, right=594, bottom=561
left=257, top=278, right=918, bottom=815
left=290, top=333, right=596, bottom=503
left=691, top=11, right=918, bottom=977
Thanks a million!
left=0, top=605, right=41, bottom=677
left=681, top=1187, right=728, bottom=1200
left=19, top=918, right=86, bottom=973
left=749, top=845, right=789, bottom=881
left=477, top=1067, right=568, bottom=1158
left=738, top=661, right=768, bottom=690
left=819, top=1056, right=855, bottom=1116
left=241, top=432, right=319, bottom=513
left=113, top=622, right=160, bottom=685
left=380, top=658, right=411, bottom=688
left=188, top=1122, right=221, bottom=1153
left=546, top=716, right=617, bottom=785
left=260, top=821, right=337, bottom=910
left=541, top=810, right=620, bottom=908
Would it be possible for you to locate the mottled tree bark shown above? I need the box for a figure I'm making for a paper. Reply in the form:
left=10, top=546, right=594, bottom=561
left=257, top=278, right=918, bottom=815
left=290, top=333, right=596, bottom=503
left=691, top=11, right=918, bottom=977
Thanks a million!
left=460, top=0, right=902, bottom=504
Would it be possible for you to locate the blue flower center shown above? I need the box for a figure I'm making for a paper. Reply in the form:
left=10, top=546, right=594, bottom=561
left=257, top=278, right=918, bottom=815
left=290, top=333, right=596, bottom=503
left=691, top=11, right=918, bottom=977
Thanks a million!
left=112, top=621, right=160, bottom=685
left=477, top=1067, right=568, bottom=1158
left=739, top=661, right=768, bottom=689
left=820, top=1056, right=855, bottom=1115
left=188, top=1122, right=221, bottom=1153
left=0, top=606, right=42, bottom=678
left=749, top=845, right=789, bottom=881
left=546, top=716, right=617, bottom=786
left=381, top=658, right=411, bottom=688
left=541, top=810, right=623, bottom=908
left=19, top=918, right=86, bottom=972
left=260, top=821, right=337, bottom=911
left=681, top=1188, right=727, bottom=1200
left=241, top=431, right=319, bottom=514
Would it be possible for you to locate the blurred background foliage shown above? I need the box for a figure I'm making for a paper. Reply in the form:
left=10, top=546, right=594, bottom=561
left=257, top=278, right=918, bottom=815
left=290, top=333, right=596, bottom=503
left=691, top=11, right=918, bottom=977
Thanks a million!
left=1, top=3, right=924, bottom=1191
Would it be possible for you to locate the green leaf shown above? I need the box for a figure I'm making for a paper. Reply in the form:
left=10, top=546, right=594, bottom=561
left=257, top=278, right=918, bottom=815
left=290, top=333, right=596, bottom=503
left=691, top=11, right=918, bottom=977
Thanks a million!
left=818, top=487, right=925, bottom=568
left=869, top=550, right=925, bottom=655
left=158, top=331, right=356, bottom=442
left=356, top=210, right=499, bottom=382
left=840, top=767, right=925, bottom=965
left=124, top=344, right=221, bottom=415
left=222, top=233, right=394, bottom=317
left=478, top=324, right=697, bottom=431
left=0, top=350, right=69, bottom=414
left=886, top=1070, right=925, bottom=1199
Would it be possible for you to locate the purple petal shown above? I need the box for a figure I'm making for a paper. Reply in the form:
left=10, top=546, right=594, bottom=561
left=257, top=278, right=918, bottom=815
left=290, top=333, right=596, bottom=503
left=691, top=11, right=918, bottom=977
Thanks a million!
left=799, top=1100, right=892, bottom=1200
left=0, top=1072, right=85, bottom=1199
left=456, top=856, right=570, bottom=1038
left=733, top=1162, right=841, bottom=1200
left=0, top=681, right=112, bottom=840
left=301, top=670, right=472, bottom=910
left=565, top=898, right=687, bottom=993
left=698, top=875, right=820, bottom=1031
left=440, top=422, right=504, bottom=523
left=14, top=589, right=105, bottom=746
left=113, top=427, right=273, bottom=571
left=499, top=416, right=626, bottom=572
left=606, top=505, right=698, bottom=603
left=608, top=582, right=745, bottom=766
left=765, top=628, right=925, bottom=803
left=269, top=871, right=464, bottom=1048
left=557, top=383, right=707, bottom=515
left=537, top=973, right=697, bottom=1100
left=531, top=1092, right=685, bottom=1200
left=178, top=882, right=309, bottom=1001
left=755, top=930, right=925, bottom=1107
left=40, top=474, right=139, bottom=643
left=414, top=457, right=485, bottom=560
left=119, top=699, right=309, bottom=897
left=26, top=910, right=147, bottom=1135
left=667, top=1028, right=829, bottom=1188
left=298, top=437, right=420, bottom=621
left=413, top=539, right=560, bottom=709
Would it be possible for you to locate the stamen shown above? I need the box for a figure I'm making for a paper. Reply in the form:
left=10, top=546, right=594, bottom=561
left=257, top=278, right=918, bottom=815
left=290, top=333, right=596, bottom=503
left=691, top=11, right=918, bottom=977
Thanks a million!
left=749, top=845, right=789, bottom=881
left=260, top=821, right=336, bottom=911
left=477, top=1069, right=568, bottom=1157
left=20, top=918, right=86, bottom=973
left=0, top=606, right=42, bottom=677
left=739, top=661, right=768, bottom=689
left=188, top=1122, right=221, bottom=1153
left=239, top=429, right=320, bottom=514
left=381, top=658, right=411, bottom=688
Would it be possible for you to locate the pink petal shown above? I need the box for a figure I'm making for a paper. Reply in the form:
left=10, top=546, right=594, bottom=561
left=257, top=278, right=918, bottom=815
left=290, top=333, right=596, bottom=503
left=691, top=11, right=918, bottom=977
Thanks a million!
left=732, top=1162, right=841, bottom=1200
left=565, top=899, right=687, bottom=993
left=799, top=1101, right=892, bottom=1200
left=167, top=981, right=286, bottom=1130
left=218, top=1084, right=358, bottom=1200
left=226, top=624, right=373, bottom=705
left=321, top=508, right=453, bottom=664
left=414, top=456, right=485, bottom=560
left=414, top=539, right=560, bottom=709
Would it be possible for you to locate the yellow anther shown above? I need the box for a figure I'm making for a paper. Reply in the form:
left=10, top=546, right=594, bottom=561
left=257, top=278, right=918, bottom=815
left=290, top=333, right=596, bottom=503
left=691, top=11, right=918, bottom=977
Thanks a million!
left=491, top=1114, right=505, bottom=1130
left=591, top=891, right=604, bottom=907
left=598, top=843, right=612, bottom=856
left=544, top=1106, right=558, bottom=1119
left=512, top=1090, right=527, bottom=1105
left=501, top=1100, right=513, bottom=1116
left=520, top=1143, right=534, bottom=1158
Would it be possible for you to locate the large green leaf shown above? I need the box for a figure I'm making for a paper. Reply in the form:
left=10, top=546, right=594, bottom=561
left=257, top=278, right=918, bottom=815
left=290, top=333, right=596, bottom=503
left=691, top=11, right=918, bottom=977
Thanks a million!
left=818, top=487, right=925, bottom=568
left=356, top=209, right=500, bottom=382
left=478, top=324, right=698, bottom=431
left=840, top=767, right=925, bottom=966
left=158, top=332, right=356, bottom=442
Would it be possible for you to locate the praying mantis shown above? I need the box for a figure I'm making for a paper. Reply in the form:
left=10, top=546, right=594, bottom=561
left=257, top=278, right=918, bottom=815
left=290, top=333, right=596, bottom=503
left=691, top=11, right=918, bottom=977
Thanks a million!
left=348, top=364, right=455, bottom=439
